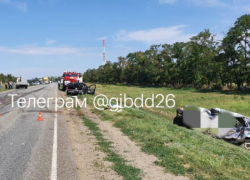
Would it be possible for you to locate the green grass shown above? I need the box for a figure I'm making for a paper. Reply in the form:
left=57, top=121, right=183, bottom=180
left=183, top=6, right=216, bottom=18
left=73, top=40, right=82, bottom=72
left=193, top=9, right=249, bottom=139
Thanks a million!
left=90, top=84, right=250, bottom=119
left=76, top=108, right=141, bottom=180
left=0, top=85, right=13, bottom=92
left=79, top=84, right=250, bottom=180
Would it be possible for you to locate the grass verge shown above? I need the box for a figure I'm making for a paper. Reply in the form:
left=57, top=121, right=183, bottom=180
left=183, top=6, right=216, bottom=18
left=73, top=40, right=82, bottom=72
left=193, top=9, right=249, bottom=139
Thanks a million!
left=0, top=86, right=14, bottom=92
left=79, top=84, right=250, bottom=180
left=75, top=107, right=141, bottom=180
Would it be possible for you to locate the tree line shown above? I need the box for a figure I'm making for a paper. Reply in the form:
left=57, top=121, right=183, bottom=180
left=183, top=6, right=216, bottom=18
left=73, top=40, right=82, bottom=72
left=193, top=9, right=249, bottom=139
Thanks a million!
left=29, top=76, right=61, bottom=83
left=0, top=73, right=17, bottom=83
left=83, top=14, right=250, bottom=89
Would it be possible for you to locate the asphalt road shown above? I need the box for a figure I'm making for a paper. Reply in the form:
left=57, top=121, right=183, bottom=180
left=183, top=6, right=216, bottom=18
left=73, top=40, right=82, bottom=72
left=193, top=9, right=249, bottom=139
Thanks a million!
left=0, top=84, right=78, bottom=180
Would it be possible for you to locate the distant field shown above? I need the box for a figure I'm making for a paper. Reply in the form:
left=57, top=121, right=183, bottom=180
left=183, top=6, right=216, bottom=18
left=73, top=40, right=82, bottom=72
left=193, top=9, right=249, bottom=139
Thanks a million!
left=91, top=84, right=250, bottom=118
left=82, top=84, right=250, bottom=180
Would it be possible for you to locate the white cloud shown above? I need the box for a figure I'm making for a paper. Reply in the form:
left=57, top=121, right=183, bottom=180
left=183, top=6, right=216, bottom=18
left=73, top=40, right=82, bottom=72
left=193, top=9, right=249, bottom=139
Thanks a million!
left=187, top=0, right=227, bottom=7
left=159, top=0, right=177, bottom=4
left=46, top=39, right=56, bottom=45
left=113, top=26, right=195, bottom=44
left=231, top=0, right=250, bottom=11
left=38, top=0, right=57, bottom=6
left=0, top=46, right=93, bottom=55
left=214, top=33, right=224, bottom=42
left=0, top=67, right=60, bottom=78
left=0, top=0, right=9, bottom=3
left=159, top=0, right=229, bottom=7
left=96, top=36, right=107, bottom=41
left=0, top=0, right=27, bottom=12
left=160, top=0, right=250, bottom=9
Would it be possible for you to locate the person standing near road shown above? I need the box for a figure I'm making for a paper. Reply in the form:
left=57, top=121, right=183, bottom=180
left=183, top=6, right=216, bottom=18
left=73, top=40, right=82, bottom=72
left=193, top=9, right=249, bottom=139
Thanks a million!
left=58, top=81, right=60, bottom=89
left=5, top=82, right=8, bottom=89
left=0, top=81, right=2, bottom=90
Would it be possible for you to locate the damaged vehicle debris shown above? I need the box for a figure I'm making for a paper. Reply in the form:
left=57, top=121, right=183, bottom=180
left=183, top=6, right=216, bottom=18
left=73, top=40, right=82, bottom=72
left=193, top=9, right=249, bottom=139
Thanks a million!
left=66, top=83, right=96, bottom=95
left=173, top=105, right=250, bottom=150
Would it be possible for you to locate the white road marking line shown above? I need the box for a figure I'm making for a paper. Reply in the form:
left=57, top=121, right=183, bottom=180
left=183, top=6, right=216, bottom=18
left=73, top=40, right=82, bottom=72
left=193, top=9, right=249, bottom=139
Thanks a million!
left=51, top=88, right=58, bottom=180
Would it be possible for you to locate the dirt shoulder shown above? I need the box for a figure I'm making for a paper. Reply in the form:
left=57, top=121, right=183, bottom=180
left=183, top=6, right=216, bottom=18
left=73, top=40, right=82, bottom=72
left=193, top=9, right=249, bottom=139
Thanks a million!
left=61, top=90, right=188, bottom=180
left=79, top=102, right=189, bottom=180
left=60, top=91, right=122, bottom=180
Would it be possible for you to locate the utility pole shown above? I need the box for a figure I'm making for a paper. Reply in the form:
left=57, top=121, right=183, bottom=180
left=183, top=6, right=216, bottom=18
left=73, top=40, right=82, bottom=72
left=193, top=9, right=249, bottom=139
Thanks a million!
left=103, top=39, right=106, bottom=65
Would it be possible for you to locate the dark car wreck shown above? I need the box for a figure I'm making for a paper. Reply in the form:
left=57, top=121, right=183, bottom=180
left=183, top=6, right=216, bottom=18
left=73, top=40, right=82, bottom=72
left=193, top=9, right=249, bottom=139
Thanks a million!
left=173, top=105, right=250, bottom=150
left=66, top=83, right=96, bottom=95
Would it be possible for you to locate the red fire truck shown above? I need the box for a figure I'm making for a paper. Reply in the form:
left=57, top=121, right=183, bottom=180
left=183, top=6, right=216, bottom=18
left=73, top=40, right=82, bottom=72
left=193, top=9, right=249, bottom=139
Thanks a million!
left=61, top=71, right=82, bottom=91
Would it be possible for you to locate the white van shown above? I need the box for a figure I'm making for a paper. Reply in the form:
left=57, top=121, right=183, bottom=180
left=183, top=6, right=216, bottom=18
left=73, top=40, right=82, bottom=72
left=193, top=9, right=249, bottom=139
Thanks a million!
left=16, top=76, right=29, bottom=89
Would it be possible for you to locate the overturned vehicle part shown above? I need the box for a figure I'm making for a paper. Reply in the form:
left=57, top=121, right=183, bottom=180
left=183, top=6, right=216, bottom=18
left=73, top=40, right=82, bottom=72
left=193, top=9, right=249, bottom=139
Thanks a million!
left=173, top=105, right=250, bottom=150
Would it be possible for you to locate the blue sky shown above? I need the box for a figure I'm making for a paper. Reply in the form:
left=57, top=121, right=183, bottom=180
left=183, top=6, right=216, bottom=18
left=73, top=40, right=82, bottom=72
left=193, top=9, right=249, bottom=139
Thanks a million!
left=0, top=0, right=249, bottom=78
